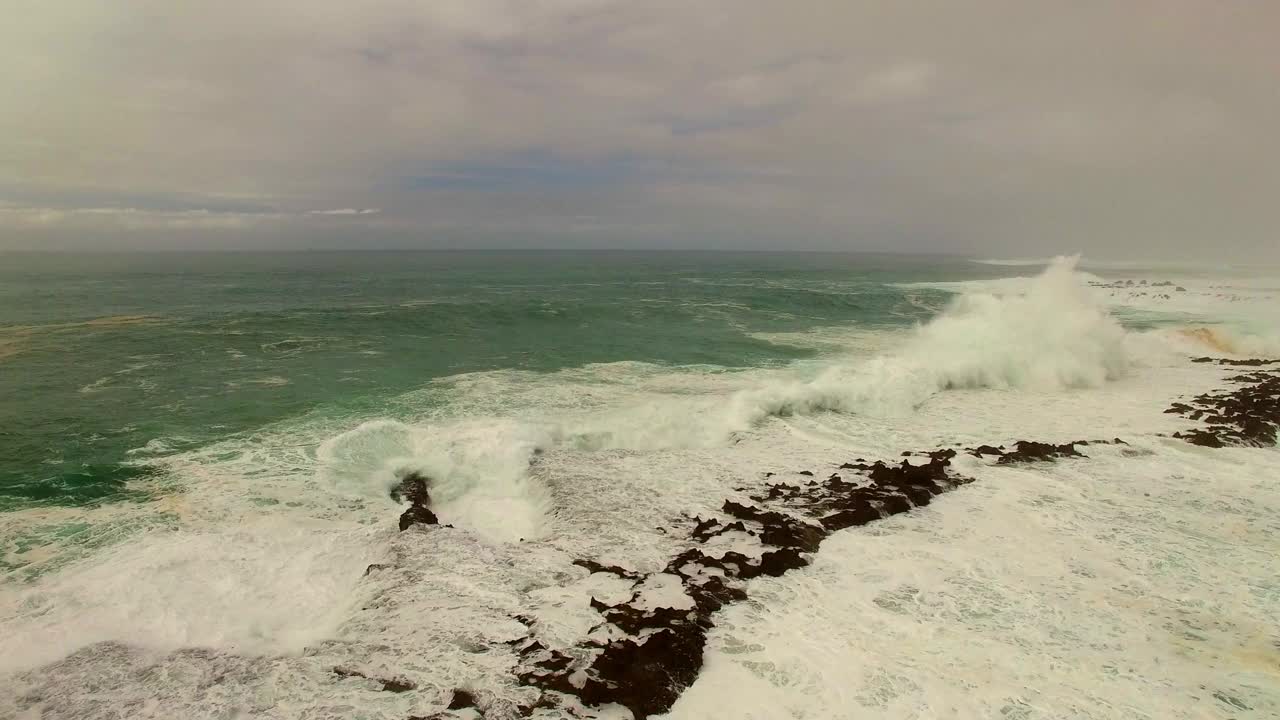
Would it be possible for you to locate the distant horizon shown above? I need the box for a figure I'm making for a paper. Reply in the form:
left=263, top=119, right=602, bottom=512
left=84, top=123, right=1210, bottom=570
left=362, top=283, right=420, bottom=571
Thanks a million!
left=5, top=246, right=1277, bottom=272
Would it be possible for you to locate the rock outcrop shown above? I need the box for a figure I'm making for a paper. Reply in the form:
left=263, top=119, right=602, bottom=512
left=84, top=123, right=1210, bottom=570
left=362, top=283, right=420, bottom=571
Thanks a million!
left=391, top=472, right=439, bottom=531
left=1169, top=362, right=1280, bottom=447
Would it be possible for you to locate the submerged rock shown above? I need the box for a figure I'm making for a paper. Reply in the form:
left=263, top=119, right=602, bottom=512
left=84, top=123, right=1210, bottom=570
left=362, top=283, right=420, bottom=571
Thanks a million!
left=447, top=690, right=477, bottom=710
left=331, top=667, right=416, bottom=693
left=572, top=558, right=643, bottom=580
left=962, top=438, right=1125, bottom=464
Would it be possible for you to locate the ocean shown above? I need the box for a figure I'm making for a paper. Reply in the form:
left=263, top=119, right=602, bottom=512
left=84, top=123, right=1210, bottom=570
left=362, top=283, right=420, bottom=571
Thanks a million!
left=0, top=251, right=1276, bottom=719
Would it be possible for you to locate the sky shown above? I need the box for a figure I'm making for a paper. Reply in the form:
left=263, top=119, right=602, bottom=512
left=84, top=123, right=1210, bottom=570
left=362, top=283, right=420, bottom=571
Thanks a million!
left=2, top=0, right=1278, bottom=259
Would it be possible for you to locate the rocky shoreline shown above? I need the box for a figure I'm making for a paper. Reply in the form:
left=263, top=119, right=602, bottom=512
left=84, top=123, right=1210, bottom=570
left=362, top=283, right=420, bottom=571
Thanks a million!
left=1167, top=358, right=1280, bottom=447
left=386, top=357, right=1278, bottom=719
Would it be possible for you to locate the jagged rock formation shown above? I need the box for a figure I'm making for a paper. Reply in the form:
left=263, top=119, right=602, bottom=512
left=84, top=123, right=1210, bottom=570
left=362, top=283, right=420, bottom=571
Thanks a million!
left=1169, top=362, right=1280, bottom=447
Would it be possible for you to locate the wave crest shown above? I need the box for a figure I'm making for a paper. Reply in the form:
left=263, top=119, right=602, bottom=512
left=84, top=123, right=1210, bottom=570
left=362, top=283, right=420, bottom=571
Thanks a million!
left=726, top=256, right=1127, bottom=426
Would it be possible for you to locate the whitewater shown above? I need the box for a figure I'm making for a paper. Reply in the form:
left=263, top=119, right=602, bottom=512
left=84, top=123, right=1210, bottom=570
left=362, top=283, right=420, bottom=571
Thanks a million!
left=0, top=255, right=1277, bottom=719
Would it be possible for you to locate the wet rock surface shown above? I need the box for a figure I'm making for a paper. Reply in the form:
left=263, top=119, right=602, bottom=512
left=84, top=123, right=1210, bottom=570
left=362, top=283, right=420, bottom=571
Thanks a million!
left=1191, top=357, right=1280, bottom=367
left=506, top=448, right=978, bottom=718
left=378, top=356, right=1276, bottom=719
left=398, top=438, right=1148, bottom=718
left=572, top=558, right=644, bottom=581
left=392, top=472, right=439, bottom=531
left=962, top=438, right=1126, bottom=464
left=1168, top=362, right=1280, bottom=447
left=447, top=690, right=477, bottom=710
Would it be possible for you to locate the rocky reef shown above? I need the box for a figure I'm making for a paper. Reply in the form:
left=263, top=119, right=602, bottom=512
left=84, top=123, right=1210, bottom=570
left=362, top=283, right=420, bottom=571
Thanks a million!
left=386, top=356, right=1277, bottom=719
left=1168, top=360, right=1280, bottom=447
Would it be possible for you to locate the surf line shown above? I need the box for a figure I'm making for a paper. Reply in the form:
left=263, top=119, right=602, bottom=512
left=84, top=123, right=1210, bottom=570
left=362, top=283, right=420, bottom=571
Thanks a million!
left=380, top=358, right=1278, bottom=719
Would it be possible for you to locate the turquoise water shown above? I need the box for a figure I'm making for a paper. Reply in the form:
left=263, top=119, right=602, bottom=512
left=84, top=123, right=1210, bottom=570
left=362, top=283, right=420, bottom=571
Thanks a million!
left=0, top=251, right=1007, bottom=510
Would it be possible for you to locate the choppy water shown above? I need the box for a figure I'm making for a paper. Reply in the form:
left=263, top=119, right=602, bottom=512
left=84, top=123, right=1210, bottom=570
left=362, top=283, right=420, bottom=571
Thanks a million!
left=0, top=251, right=982, bottom=510
left=0, top=251, right=1276, bottom=719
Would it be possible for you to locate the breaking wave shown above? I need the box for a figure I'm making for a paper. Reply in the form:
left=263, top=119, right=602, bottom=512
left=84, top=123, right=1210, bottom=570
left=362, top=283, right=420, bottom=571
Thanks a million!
left=401, top=254, right=1131, bottom=450
left=317, top=418, right=552, bottom=543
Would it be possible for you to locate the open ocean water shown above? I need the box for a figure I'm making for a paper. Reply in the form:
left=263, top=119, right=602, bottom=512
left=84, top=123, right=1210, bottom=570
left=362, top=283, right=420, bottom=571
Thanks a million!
left=0, top=250, right=1277, bottom=719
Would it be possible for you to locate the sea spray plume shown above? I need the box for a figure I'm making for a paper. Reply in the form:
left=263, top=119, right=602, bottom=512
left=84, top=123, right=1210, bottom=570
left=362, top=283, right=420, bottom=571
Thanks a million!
left=306, top=259, right=1130, bottom=478
left=725, top=255, right=1129, bottom=427
left=901, top=254, right=1128, bottom=391
left=317, top=418, right=553, bottom=542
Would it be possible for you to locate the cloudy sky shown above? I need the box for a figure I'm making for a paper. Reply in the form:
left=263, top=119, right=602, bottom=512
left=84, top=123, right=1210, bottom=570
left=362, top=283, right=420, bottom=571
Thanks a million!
left=2, top=1, right=1277, bottom=258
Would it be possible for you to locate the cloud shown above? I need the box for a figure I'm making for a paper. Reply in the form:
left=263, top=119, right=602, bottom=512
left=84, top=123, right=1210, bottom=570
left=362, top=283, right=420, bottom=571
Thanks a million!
left=855, top=61, right=936, bottom=103
left=308, top=208, right=382, bottom=216
left=0, top=202, right=384, bottom=230
left=1, top=1, right=1278, bottom=258
left=0, top=206, right=284, bottom=230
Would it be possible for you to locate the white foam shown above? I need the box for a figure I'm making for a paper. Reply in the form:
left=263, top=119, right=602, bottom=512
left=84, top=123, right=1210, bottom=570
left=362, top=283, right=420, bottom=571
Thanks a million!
left=2, top=256, right=1276, bottom=717
left=317, top=417, right=552, bottom=543
left=672, top=439, right=1280, bottom=719
left=0, top=521, right=380, bottom=675
left=633, top=573, right=695, bottom=612
left=713, top=256, right=1129, bottom=433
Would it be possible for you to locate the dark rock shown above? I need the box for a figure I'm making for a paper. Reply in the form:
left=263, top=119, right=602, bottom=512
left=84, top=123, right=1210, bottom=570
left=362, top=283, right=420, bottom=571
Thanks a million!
left=1191, top=356, right=1280, bottom=367
left=819, top=502, right=882, bottom=531
left=755, top=548, right=809, bottom=576
left=573, top=558, right=643, bottom=580
left=992, top=440, right=1085, bottom=463
left=582, top=627, right=704, bottom=719
left=381, top=677, right=416, bottom=693
left=1167, top=363, right=1280, bottom=447
left=332, top=667, right=416, bottom=693
left=399, top=505, right=439, bottom=531
left=721, top=500, right=823, bottom=552
left=532, top=650, right=573, bottom=673
left=517, top=640, right=546, bottom=656
left=690, top=516, right=721, bottom=542
left=394, top=472, right=439, bottom=531
left=448, top=690, right=477, bottom=710
left=686, top=575, right=747, bottom=613
left=691, top=517, right=749, bottom=543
